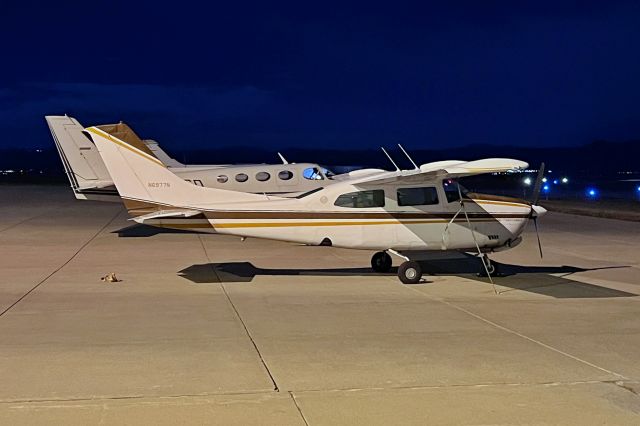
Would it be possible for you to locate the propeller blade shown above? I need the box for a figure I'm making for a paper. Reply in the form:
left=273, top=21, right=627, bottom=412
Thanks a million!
left=533, top=217, right=543, bottom=258
left=532, top=162, right=545, bottom=205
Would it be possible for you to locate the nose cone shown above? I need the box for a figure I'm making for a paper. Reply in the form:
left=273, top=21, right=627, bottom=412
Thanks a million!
left=531, top=204, right=547, bottom=218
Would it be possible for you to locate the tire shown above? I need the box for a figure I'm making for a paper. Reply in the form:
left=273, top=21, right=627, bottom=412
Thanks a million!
left=398, top=261, right=422, bottom=284
left=478, top=258, right=499, bottom=277
left=371, top=251, right=392, bottom=273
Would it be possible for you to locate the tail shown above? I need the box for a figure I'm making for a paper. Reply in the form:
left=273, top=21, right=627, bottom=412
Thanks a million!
left=85, top=126, right=267, bottom=213
left=142, top=139, right=185, bottom=167
left=45, top=115, right=118, bottom=201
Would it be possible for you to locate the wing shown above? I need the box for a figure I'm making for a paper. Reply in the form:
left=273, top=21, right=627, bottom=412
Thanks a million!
left=356, top=158, right=528, bottom=185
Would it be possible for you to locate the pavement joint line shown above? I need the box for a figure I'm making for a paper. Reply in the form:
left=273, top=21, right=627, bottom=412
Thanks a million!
left=0, top=204, right=63, bottom=234
left=288, top=391, right=310, bottom=426
left=2, top=380, right=638, bottom=405
left=398, top=278, right=630, bottom=381
left=197, top=234, right=280, bottom=392
left=0, top=209, right=123, bottom=319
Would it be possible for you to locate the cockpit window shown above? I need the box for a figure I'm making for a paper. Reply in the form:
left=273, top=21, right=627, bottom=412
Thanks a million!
left=334, top=190, right=385, bottom=208
left=442, top=179, right=470, bottom=203
left=397, top=187, right=439, bottom=206
left=303, top=167, right=325, bottom=180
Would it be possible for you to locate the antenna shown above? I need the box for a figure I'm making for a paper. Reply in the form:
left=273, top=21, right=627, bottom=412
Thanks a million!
left=277, top=152, right=289, bottom=165
left=398, top=144, right=419, bottom=170
left=381, top=147, right=400, bottom=171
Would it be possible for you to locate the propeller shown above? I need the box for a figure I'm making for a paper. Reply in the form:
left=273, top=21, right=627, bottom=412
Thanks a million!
left=529, top=163, right=545, bottom=258
left=531, top=162, right=545, bottom=205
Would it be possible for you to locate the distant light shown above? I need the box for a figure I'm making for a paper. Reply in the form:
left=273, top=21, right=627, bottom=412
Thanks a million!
left=637, top=186, right=640, bottom=192
left=523, top=177, right=532, bottom=186
left=543, top=184, right=550, bottom=191
left=561, top=177, right=569, bottom=184
left=553, top=179, right=558, bottom=185
left=542, top=177, right=548, bottom=183
left=587, top=188, right=597, bottom=197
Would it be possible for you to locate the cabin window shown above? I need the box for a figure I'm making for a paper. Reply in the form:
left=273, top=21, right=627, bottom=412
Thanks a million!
left=278, top=170, right=293, bottom=180
left=256, top=171, right=270, bottom=182
left=217, top=175, right=228, bottom=183
left=235, top=173, right=249, bottom=183
left=397, top=187, right=439, bottom=206
left=303, top=167, right=324, bottom=180
left=442, top=179, right=470, bottom=203
left=334, top=190, right=385, bottom=208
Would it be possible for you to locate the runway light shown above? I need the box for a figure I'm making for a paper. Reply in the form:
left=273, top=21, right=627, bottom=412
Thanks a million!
left=523, top=177, right=532, bottom=185
left=542, top=177, right=548, bottom=183
left=561, top=177, right=569, bottom=184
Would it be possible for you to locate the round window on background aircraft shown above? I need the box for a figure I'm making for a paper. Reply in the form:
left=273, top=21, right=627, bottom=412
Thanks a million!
left=256, top=171, right=271, bottom=182
left=217, top=175, right=228, bottom=183
left=278, top=170, right=293, bottom=180
left=235, top=173, right=249, bottom=183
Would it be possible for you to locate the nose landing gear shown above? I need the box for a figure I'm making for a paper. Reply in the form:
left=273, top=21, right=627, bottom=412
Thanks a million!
left=478, top=254, right=499, bottom=277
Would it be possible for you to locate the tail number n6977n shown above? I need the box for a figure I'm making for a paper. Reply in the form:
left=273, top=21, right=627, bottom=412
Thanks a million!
left=148, top=182, right=171, bottom=188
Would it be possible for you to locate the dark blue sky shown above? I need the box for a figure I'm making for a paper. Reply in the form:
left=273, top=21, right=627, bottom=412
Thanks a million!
left=3, top=1, right=640, bottom=150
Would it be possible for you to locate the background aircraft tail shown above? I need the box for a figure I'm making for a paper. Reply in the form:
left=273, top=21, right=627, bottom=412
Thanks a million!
left=143, top=139, right=185, bottom=167
left=45, top=115, right=119, bottom=201
left=86, top=126, right=268, bottom=211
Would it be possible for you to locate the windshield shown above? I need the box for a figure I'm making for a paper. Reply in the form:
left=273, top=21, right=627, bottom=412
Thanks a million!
left=442, top=179, right=470, bottom=203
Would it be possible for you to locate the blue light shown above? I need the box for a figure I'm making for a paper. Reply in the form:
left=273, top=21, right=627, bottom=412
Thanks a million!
left=587, top=188, right=597, bottom=197
left=553, top=179, right=558, bottom=185
left=637, top=186, right=640, bottom=192
left=543, top=184, right=550, bottom=191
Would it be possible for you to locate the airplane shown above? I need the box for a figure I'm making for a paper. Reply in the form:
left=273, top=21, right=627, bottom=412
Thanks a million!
left=85, top=124, right=547, bottom=284
left=46, top=115, right=357, bottom=202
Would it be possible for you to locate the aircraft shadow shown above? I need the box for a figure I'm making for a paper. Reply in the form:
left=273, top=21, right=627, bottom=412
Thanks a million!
left=113, top=223, right=206, bottom=237
left=178, top=259, right=635, bottom=299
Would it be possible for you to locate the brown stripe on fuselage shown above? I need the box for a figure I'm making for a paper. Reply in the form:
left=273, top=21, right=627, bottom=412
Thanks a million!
left=120, top=198, right=530, bottom=221
left=466, top=192, right=531, bottom=206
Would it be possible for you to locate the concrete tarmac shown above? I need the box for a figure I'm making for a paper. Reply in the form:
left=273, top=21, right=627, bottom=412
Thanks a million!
left=1, top=185, right=639, bottom=425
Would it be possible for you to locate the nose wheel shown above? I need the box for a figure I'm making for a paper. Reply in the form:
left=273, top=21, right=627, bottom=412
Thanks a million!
left=478, top=255, right=499, bottom=277
left=398, top=261, right=422, bottom=284
left=371, top=251, right=392, bottom=273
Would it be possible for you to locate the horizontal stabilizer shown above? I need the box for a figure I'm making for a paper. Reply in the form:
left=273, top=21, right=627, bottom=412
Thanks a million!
left=131, top=209, right=202, bottom=222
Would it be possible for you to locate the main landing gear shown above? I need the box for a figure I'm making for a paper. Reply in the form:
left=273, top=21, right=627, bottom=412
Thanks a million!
left=398, top=261, right=422, bottom=284
left=370, top=251, right=423, bottom=284
left=371, top=251, right=392, bottom=273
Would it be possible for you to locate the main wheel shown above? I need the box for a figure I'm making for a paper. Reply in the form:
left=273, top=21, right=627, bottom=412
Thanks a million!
left=398, top=261, right=422, bottom=284
left=371, top=251, right=392, bottom=273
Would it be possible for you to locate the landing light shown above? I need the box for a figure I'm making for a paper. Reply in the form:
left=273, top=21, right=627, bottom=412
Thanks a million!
left=542, top=177, right=548, bottom=183
left=523, top=177, right=532, bottom=186
left=561, top=177, right=569, bottom=184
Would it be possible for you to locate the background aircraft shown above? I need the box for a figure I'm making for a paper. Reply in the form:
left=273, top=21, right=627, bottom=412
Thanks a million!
left=46, top=115, right=358, bottom=202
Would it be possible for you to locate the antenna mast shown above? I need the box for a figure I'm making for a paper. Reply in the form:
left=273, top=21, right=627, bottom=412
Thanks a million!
left=381, top=147, right=400, bottom=171
left=398, top=144, right=419, bottom=170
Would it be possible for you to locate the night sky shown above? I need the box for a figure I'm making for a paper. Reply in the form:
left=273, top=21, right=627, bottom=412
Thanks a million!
left=3, top=1, right=640, bottom=150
